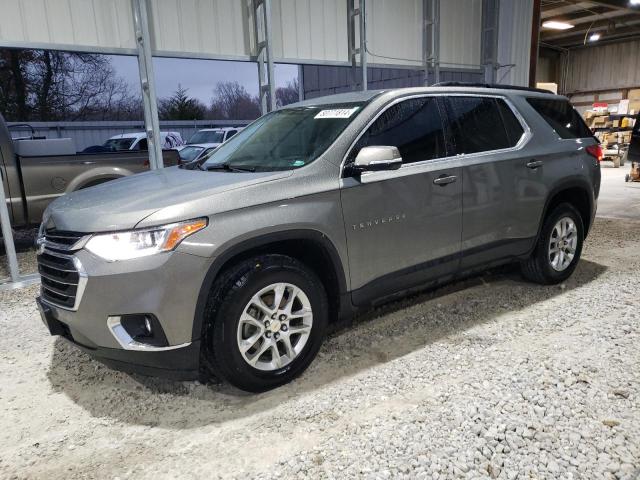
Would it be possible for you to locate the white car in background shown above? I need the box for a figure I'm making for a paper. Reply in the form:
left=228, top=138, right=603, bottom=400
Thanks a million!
left=103, top=131, right=184, bottom=151
left=178, top=127, right=244, bottom=164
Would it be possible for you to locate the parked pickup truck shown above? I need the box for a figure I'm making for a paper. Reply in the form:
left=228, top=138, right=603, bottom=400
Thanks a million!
left=0, top=113, right=178, bottom=228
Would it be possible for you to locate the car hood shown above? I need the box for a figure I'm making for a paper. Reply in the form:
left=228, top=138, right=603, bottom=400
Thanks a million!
left=44, top=167, right=292, bottom=232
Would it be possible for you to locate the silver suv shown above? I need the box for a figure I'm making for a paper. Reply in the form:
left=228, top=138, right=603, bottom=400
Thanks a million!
left=36, top=86, right=601, bottom=392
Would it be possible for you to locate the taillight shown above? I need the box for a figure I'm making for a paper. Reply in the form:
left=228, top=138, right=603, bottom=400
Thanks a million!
left=586, top=144, right=603, bottom=163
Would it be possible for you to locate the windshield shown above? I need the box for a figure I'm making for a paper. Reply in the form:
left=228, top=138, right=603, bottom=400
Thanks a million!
left=103, top=138, right=135, bottom=151
left=188, top=131, right=224, bottom=144
left=179, top=145, right=204, bottom=162
left=202, top=103, right=364, bottom=172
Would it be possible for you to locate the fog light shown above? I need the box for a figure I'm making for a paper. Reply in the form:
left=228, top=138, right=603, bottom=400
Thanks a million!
left=118, top=314, right=168, bottom=347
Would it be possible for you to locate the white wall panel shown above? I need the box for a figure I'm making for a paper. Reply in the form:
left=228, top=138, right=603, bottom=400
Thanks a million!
left=497, top=0, right=532, bottom=86
left=271, top=0, right=348, bottom=63
left=149, top=0, right=252, bottom=58
left=365, top=0, right=423, bottom=66
left=440, top=0, right=482, bottom=69
left=0, top=0, right=136, bottom=51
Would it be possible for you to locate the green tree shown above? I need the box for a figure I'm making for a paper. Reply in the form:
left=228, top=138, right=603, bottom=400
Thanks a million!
left=158, top=85, right=207, bottom=120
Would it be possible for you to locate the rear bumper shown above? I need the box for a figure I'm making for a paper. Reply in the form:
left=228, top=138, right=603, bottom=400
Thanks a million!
left=38, top=296, right=201, bottom=380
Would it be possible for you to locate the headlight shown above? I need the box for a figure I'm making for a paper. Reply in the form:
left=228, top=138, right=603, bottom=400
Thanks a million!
left=85, top=218, right=208, bottom=261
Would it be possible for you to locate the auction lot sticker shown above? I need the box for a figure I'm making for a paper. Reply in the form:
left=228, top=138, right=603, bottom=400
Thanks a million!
left=314, top=107, right=359, bottom=119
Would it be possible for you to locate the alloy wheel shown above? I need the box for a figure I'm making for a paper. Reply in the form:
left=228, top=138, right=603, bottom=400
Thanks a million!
left=548, top=216, right=578, bottom=272
left=236, top=282, right=313, bottom=371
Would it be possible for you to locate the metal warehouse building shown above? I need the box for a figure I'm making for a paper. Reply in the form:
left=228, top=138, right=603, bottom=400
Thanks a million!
left=0, top=0, right=536, bottom=285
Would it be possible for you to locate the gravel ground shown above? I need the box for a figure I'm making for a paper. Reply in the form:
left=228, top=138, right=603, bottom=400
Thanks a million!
left=1, top=168, right=639, bottom=479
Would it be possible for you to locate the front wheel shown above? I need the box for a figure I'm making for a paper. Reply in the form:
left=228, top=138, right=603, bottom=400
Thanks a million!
left=521, top=203, right=584, bottom=285
left=202, top=254, right=328, bottom=392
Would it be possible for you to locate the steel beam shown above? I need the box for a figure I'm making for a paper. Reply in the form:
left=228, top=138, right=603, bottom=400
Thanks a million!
left=254, top=0, right=276, bottom=113
left=423, top=0, right=440, bottom=85
left=132, top=0, right=163, bottom=169
left=481, top=0, right=500, bottom=84
left=0, top=181, right=20, bottom=284
left=359, top=0, right=368, bottom=91
left=0, top=170, right=40, bottom=289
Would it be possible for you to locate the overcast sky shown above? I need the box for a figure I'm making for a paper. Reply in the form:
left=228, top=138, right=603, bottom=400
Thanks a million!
left=108, top=54, right=298, bottom=104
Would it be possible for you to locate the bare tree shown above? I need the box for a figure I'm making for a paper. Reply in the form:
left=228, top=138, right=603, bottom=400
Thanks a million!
left=209, top=81, right=261, bottom=120
left=0, top=48, right=143, bottom=121
left=276, top=78, right=300, bottom=107
left=158, top=85, right=207, bottom=120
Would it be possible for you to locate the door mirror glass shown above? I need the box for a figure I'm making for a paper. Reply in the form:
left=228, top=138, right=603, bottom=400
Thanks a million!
left=350, top=146, right=402, bottom=174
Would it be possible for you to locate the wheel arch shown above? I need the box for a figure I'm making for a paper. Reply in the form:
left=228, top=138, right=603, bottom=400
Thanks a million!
left=192, top=229, right=349, bottom=342
left=540, top=180, right=594, bottom=239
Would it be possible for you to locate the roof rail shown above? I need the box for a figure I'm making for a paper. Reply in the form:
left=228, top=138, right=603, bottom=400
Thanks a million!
left=432, top=81, right=555, bottom=95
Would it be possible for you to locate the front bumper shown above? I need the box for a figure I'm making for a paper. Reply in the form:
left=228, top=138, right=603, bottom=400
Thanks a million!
left=37, top=249, right=211, bottom=380
left=38, top=296, right=201, bottom=380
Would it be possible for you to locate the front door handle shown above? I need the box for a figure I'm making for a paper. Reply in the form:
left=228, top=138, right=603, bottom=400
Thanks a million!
left=433, top=174, right=458, bottom=186
left=526, top=159, right=543, bottom=169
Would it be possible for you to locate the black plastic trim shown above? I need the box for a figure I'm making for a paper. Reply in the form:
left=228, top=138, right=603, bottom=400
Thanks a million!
left=351, top=237, right=534, bottom=307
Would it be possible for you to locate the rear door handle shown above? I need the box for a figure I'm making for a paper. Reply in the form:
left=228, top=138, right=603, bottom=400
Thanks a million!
left=526, top=160, right=543, bottom=169
left=433, top=174, right=458, bottom=186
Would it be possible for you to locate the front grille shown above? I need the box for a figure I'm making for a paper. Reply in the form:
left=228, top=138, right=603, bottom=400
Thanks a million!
left=37, top=229, right=88, bottom=310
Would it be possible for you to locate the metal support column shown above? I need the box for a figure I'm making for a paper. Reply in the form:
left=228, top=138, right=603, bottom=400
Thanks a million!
left=253, top=0, right=276, bottom=114
left=481, top=0, right=500, bottom=84
left=0, top=183, right=20, bottom=284
left=347, top=0, right=359, bottom=90
left=297, top=65, right=305, bottom=102
left=359, top=0, right=367, bottom=91
left=347, top=0, right=367, bottom=91
left=132, top=0, right=163, bottom=169
left=0, top=184, right=39, bottom=290
left=423, top=0, right=440, bottom=85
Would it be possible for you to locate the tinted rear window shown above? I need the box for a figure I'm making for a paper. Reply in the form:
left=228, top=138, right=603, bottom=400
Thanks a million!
left=526, top=98, right=592, bottom=139
left=445, top=97, right=518, bottom=154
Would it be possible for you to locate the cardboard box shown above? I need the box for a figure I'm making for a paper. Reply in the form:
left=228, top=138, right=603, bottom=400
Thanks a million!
left=628, top=88, right=640, bottom=100
left=612, top=120, right=620, bottom=128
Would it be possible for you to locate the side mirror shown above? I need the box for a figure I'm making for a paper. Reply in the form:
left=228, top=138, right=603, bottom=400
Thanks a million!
left=348, top=146, right=402, bottom=175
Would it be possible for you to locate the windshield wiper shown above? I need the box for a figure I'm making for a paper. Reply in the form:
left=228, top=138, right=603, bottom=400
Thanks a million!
left=206, top=162, right=256, bottom=173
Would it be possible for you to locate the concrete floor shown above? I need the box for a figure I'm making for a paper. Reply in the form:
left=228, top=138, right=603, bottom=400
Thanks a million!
left=597, top=162, right=640, bottom=220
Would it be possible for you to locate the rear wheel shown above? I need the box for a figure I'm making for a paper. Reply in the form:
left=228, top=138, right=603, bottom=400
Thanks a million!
left=521, top=203, right=584, bottom=285
left=202, top=254, right=328, bottom=392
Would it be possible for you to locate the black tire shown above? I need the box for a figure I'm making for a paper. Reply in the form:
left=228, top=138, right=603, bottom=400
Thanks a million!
left=202, top=254, right=328, bottom=392
left=521, top=203, right=584, bottom=285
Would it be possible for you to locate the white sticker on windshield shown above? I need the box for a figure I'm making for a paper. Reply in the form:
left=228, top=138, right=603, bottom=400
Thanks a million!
left=314, top=107, right=359, bottom=119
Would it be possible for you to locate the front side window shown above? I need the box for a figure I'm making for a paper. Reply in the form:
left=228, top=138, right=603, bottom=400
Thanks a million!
left=349, top=96, right=447, bottom=164
left=526, top=98, right=592, bottom=139
left=202, top=102, right=364, bottom=171
left=445, top=97, right=516, bottom=154
left=225, top=130, right=237, bottom=140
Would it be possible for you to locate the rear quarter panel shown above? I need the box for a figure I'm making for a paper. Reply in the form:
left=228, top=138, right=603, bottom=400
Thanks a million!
left=508, top=95, right=598, bottom=237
